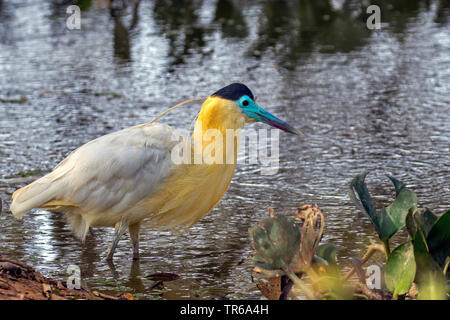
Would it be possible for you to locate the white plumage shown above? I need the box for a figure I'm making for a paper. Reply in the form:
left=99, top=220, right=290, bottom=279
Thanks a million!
left=11, top=123, right=182, bottom=241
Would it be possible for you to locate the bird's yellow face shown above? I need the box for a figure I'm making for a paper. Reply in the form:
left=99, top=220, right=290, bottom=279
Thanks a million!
left=196, top=96, right=248, bottom=133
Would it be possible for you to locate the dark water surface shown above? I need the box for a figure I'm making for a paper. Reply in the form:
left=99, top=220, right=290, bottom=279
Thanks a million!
left=0, top=0, right=449, bottom=299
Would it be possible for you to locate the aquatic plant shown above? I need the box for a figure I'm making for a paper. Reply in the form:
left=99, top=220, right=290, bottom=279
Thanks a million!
left=249, top=174, right=449, bottom=300
left=350, top=172, right=449, bottom=299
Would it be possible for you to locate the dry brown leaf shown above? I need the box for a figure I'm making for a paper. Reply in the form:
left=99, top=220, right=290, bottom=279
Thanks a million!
left=119, top=292, right=135, bottom=300
left=257, top=277, right=282, bottom=300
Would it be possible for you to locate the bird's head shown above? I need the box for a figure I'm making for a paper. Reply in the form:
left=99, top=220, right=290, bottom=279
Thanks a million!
left=208, top=83, right=303, bottom=136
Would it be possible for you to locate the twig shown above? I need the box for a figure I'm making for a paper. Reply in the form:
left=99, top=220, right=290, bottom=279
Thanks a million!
left=91, top=290, right=120, bottom=300
left=354, top=283, right=383, bottom=300
left=283, top=266, right=316, bottom=300
left=344, top=242, right=385, bottom=281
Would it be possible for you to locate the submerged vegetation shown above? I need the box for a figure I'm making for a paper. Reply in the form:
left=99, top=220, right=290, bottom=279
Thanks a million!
left=250, top=173, right=449, bottom=300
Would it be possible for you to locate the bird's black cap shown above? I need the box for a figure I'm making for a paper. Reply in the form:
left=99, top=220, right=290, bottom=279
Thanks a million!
left=212, top=83, right=254, bottom=101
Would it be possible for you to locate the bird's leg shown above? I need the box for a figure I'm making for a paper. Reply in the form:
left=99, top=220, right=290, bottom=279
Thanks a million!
left=129, top=222, right=141, bottom=260
left=106, top=259, right=119, bottom=281
left=106, top=220, right=128, bottom=261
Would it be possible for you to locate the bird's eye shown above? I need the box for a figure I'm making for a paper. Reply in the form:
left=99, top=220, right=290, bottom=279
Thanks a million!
left=242, top=100, right=249, bottom=107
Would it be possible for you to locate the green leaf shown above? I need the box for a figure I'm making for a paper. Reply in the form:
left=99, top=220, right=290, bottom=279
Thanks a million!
left=249, top=215, right=301, bottom=271
left=416, top=208, right=438, bottom=237
left=406, top=208, right=438, bottom=240
left=412, top=229, right=447, bottom=300
left=349, top=172, right=396, bottom=240
left=426, top=210, right=450, bottom=269
left=316, top=243, right=337, bottom=266
left=315, top=243, right=340, bottom=277
left=385, top=241, right=416, bottom=298
left=413, top=227, right=442, bottom=281
left=384, top=182, right=417, bottom=231
left=387, top=175, right=406, bottom=195
left=349, top=173, right=417, bottom=240
left=405, top=209, right=417, bottom=238
left=417, top=272, right=448, bottom=300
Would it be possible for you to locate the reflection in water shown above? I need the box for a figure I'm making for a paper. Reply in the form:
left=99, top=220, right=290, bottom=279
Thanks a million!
left=213, top=0, right=248, bottom=38
left=153, top=0, right=207, bottom=71
left=111, top=0, right=141, bottom=62
left=0, top=0, right=449, bottom=299
left=251, top=0, right=293, bottom=59
left=368, top=0, right=422, bottom=35
left=0, top=0, right=13, bottom=45
left=435, top=0, right=450, bottom=25
left=247, top=0, right=373, bottom=70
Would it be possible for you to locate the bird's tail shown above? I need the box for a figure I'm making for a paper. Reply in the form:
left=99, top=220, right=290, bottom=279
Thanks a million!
left=10, top=175, right=59, bottom=219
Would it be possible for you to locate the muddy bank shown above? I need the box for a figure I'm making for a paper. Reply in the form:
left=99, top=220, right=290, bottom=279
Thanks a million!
left=0, top=257, right=130, bottom=300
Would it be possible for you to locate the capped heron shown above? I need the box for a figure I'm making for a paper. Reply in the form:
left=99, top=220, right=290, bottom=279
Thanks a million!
left=10, top=83, right=302, bottom=261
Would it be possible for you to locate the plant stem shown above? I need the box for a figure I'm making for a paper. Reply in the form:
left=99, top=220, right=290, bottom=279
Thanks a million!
left=443, top=257, right=450, bottom=276
left=283, top=267, right=315, bottom=300
left=344, top=242, right=385, bottom=281
left=382, top=239, right=390, bottom=258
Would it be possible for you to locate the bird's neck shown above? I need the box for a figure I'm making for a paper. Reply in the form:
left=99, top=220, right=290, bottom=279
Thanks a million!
left=191, top=96, right=246, bottom=164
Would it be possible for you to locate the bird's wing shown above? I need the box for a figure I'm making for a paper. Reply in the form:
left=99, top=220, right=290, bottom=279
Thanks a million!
left=11, top=122, right=186, bottom=217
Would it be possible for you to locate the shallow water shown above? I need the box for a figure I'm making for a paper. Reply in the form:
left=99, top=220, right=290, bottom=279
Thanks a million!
left=0, top=0, right=449, bottom=299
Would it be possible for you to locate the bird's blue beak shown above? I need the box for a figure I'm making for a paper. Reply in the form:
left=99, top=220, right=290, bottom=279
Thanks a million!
left=239, top=96, right=304, bottom=136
